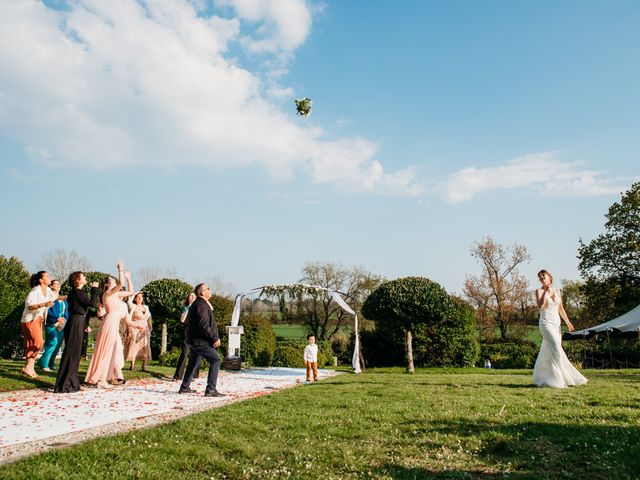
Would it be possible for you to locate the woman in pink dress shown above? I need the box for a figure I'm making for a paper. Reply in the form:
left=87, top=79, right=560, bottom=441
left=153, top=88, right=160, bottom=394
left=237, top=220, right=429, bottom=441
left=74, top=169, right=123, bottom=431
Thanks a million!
left=125, top=292, right=153, bottom=371
left=85, top=261, right=134, bottom=389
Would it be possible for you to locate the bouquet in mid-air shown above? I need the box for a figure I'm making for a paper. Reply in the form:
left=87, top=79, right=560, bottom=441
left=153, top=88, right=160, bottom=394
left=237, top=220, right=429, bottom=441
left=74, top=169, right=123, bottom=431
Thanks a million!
left=295, top=97, right=312, bottom=117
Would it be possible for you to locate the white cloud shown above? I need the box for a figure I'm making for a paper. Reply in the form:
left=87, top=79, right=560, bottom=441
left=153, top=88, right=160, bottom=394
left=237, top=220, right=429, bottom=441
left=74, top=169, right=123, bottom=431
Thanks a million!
left=267, top=86, right=295, bottom=99
left=437, top=152, right=626, bottom=203
left=0, top=0, right=422, bottom=196
left=215, top=0, right=313, bottom=54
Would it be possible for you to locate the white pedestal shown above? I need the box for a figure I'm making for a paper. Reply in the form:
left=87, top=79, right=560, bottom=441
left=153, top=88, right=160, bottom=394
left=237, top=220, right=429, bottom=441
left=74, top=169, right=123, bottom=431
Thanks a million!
left=226, top=325, right=244, bottom=358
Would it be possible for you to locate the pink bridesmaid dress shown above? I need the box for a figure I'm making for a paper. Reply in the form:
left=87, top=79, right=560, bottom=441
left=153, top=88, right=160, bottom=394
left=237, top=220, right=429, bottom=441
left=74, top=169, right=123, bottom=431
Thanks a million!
left=85, top=294, right=126, bottom=384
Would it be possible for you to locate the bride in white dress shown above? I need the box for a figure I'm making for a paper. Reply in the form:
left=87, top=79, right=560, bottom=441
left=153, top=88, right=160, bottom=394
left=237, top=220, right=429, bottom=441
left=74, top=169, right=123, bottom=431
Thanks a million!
left=533, top=269, right=588, bottom=388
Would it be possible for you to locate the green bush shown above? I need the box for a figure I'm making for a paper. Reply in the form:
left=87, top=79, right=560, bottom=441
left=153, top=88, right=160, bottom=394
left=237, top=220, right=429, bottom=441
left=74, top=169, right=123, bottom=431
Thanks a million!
left=159, top=346, right=182, bottom=367
left=0, top=256, right=31, bottom=359
left=272, top=340, right=332, bottom=368
left=331, top=328, right=352, bottom=365
left=479, top=339, right=538, bottom=369
left=241, top=314, right=276, bottom=367
left=412, top=296, right=479, bottom=367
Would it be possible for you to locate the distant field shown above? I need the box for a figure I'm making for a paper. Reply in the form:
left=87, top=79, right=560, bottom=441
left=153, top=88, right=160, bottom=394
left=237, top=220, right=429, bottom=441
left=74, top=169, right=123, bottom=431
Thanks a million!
left=274, top=323, right=545, bottom=344
left=271, top=324, right=310, bottom=339
left=272, top=324, right=353, bottom=340
left=479, top=326, right=543, bottom=345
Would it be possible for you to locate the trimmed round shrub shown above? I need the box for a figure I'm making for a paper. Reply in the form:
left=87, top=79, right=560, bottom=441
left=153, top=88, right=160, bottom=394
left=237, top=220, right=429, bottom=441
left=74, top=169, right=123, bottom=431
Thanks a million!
left=362, top=278, right=477, bottom=368
left=241, top=314, right=276, bottom=367
left=143, top=279, right=193, bottom=357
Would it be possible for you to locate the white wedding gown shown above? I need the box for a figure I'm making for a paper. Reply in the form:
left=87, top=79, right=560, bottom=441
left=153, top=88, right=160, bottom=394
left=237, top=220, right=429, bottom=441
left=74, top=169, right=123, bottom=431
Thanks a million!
left=533, top=290, right=588, bottom=388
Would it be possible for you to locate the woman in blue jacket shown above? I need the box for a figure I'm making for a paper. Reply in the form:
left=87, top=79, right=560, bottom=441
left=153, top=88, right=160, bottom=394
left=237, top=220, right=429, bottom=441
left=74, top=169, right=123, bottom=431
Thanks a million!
left=38, top=279, right=68, bottom=372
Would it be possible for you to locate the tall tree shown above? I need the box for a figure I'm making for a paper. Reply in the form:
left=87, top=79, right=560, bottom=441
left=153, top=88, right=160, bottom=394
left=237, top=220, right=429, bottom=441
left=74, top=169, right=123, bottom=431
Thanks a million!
left=0, top=255, right=31, bottom=358
left=40, top=249, right=92, bottom=282
left=464, top=236, right=531, bottom=340
left=578, top=182, right=640, bottom=320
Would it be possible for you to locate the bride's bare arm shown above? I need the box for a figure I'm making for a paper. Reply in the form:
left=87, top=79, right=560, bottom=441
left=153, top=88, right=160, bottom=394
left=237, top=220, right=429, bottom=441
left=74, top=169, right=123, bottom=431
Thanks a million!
left=535, top=288, right=547, bottom=308
left=558, top=300, right=574, bottom=331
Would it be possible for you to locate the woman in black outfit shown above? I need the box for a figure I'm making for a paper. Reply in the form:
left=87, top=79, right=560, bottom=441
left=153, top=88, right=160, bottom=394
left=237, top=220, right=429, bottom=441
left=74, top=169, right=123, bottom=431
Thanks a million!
left=54, top=272, right=99, bottom=393
left=173, top=292, right=199, bottom=380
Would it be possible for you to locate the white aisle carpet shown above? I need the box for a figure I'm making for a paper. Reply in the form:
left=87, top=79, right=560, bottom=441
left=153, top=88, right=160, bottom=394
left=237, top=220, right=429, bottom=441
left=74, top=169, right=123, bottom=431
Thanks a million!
left=0, top=368, right=337, bottom=448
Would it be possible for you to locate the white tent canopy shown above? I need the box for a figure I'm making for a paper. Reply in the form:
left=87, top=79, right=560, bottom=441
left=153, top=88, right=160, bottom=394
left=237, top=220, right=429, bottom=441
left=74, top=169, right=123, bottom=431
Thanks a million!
left=564, top=303, right=640, bottom=340
left=231, top=284, right=362, bottom=373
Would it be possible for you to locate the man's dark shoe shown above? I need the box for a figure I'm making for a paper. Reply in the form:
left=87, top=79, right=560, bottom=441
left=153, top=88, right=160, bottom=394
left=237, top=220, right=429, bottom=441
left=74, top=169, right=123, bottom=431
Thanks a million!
left=179, top=387, right=196, bottom=394
left=204, top=390, right=226, bottom=398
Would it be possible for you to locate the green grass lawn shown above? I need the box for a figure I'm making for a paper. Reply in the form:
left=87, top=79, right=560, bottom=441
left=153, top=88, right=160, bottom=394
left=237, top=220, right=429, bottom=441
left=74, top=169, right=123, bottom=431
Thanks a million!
left=0, top=359, right=176, bottom=392
left=1, top=368, right=639, bottom=479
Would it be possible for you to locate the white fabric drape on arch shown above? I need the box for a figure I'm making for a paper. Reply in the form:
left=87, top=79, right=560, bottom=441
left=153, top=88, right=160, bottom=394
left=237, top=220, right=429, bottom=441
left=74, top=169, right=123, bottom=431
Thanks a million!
left=230, top=286, right=362, bottom=373
left=329, top=291, right=361, bottom=373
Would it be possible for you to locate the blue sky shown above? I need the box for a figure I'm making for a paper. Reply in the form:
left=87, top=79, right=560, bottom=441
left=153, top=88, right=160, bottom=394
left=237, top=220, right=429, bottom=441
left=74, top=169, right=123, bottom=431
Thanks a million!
left=0, top=0, right=638, bottom=294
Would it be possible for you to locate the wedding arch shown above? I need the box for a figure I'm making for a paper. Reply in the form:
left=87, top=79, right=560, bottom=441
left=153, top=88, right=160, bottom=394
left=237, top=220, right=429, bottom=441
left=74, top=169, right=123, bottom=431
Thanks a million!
left=230, top=284, right=362, bottom=373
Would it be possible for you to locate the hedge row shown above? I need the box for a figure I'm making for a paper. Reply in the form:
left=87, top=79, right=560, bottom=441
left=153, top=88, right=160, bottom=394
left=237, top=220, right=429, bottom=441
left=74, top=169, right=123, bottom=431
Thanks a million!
left=478, top=338, right=640, bottom=369
left=159, top=336, right=331, bottom=369
left=479, top=340, right=539, bottom=369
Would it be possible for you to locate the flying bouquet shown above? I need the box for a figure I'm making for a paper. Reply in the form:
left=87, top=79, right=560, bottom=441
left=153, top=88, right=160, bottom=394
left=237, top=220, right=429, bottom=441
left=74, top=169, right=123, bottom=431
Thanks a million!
left=295, top=97, right=312, bottom=117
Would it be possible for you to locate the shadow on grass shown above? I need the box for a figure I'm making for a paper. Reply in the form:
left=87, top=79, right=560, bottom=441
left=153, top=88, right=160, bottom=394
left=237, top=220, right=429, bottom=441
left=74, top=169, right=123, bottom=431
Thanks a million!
left=373, top=464, right=529, bottom=479
left=394, top=420, right=640, bottom=479
left=0, top=365, right=53, bottom=391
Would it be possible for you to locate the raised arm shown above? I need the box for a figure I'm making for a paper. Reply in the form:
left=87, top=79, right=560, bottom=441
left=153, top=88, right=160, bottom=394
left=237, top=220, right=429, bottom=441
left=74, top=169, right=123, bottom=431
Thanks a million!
left=116, top=270, right=135, bottom=299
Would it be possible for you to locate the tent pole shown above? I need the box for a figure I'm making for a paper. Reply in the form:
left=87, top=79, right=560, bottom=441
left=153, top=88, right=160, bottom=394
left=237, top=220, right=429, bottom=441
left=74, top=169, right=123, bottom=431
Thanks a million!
left=606, top=330, right=613, bottom=368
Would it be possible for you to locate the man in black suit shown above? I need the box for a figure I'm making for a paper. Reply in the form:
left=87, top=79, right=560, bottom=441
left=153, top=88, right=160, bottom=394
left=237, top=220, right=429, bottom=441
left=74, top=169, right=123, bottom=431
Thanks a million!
left=179, top=283, right=226, bottom=397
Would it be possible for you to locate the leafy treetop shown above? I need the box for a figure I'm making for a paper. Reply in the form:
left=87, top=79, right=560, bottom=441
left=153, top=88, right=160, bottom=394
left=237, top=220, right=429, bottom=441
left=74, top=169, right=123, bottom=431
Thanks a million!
left=362, top=276, right=453, bottom=329
left=579, top=181, right=640, bottom=282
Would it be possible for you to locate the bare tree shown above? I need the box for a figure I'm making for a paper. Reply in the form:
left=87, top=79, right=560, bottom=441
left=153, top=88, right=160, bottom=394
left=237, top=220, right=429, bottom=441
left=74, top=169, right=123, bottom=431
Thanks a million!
left=300, top=262, right=384, bottom=340
left=40, top=249, right=92, bottom=282
left=463, top=236, right=531, bottom=340
left=208, top=275, right=236, bottom=299
left=136, top=266, right=178, bottom=288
